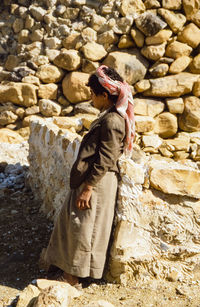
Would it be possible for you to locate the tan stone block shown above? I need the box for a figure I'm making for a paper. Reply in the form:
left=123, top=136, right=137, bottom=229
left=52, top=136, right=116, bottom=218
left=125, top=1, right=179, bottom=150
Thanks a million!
left=25, top=105, right=40, bottom=116
left=189, top=54, right=200, bottom=74
left=36, top=64, right=64, bottom=83
left=179, top=96, right=200, bottom=132
left=53, top=116, right=83, bottom=132
left=149, top=163, right=200, bottom=198
left=146, top=29, right=172, bottom=45
left=169, top=56, right=192, bottom=74
left=39, top=99, right=61, bottom=117
left=82, top=59, right=99, bottom=74
left=158, top=8, right=186, bottom=33
left=18, top=29, right=30, bottom=44
left=53, top=49, right=81, bottom=71
left=81, top=27, right=97, bottom=42
left=177, top=23, right=200, bottom=48
left=38, top=83, right=58, bottom=100
left=82, top=42, right=107, bottom=61
left=135, top=80, right=151, bottom=92
left=97, top=30, right=118, bottom=45
left=134, top=98, right=165, bottom=117
left=120, top=0, right=145, bottom=16
left=158, top=145, right=173, bottom=157
left=166, top=97, right=184, bottom=113
left=62, top=32, right=81, bottom=50
left=183, top=0, right=200, bottom=20
left=162, top=0, right=182, bottom=10
left=144, top=73, right=199, bottom=97
left=149, top=63, right=169, bottom=77
left=22, top=76, right=40, bottom=86
left=130, top=28, right=144, bottom=47
left=141, top=42, right=166, bottom=61
left=135, top=115, right=155, bottom=133
left=13, top=18, right=24, bottom=33
left=0, top=128, right=24, bottom=144
left=118, top=35, right=135, bottom=49
left=36, top=279, right=80, bottom=298
left=155, top=112, right=178, bottom=138
left=0, top=82, right=38, bottom=107
left=103, top=50, right=148, bottom=85
left=164, top=138, right=190, bottom=151
left=142, top=134, right=163, bottom=148
left=193, top=78, right=200, bottom=97
left=62, top=72, right=90, bottom=104
left=165, top=41, right=192, bottom=59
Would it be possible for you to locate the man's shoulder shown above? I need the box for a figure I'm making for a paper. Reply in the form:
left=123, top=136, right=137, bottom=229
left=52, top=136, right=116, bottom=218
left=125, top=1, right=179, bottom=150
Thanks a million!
left=102, top=110, right=125, bottom=131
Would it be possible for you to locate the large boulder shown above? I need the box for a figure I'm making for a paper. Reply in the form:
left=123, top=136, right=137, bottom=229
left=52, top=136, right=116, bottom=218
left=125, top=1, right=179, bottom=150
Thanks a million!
left=62, top=72, right=90, bottom=104
left=103, top=50, right=148, bottom=85
left=0, top=82, right=37, bottom=107
left=179, top=96, right=200, bottom=132
left=144, top=73, right=200, bottom=97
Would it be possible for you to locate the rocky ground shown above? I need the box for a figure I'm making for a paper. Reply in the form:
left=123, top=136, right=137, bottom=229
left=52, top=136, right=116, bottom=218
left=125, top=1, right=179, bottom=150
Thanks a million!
left=0, top=144, right=200, bottom=307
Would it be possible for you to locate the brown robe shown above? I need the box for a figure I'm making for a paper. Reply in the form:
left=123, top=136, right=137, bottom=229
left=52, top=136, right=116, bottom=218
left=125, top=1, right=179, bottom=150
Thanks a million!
left=44, top=107, right=126, bottom=278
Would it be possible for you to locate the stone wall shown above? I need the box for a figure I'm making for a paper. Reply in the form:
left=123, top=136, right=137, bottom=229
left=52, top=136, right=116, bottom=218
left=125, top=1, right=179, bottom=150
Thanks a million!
left=0, top=0, right=200, bottom=166
left=29, top=119, right=200, bottom=284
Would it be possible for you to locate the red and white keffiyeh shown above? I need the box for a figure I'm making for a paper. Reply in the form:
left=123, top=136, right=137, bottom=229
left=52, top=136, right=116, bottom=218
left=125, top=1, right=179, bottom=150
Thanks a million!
left=95, top=65, right=135, bottom=157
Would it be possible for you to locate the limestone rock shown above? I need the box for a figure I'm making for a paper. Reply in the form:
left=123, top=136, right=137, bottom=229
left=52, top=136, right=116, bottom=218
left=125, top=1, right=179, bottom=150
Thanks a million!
left=82, top=42, right=107, bottom=61
left=135, top=80, right=150, bottom=92
left=53, top=49, right=81, bottom=71
left=44, top=37, right=62, bottom=49
left=183, top=0, right=200, bottom=20
left=189, top=54, right=200, bottom=74
left=149, top=62, right=169, bottom=77
left=130, top=28, right=144, bottom=48
left=38, top=83, right=58, bottom=100
left=18, top=29, right=30, bottom=44
left=141, top=43, right=166, bottom=61
left=22, top=76, right=40, bottom=86
left=158, top=8, right=186, bottom=33
left=120, top=0, right=145, bottom=16
left=74, top=102, right=99, bottom=116
left=144, top=73, right=199, bottom=97
left=30, top=6, right=47, bottom=21
left=164, top=137, right=190, bottom=152
left=36, top=64, right=64, bottom=83
left=82, top=59, right=99, bottom=73
left=179, top=96, right=200, bottom=132
left=155, top=112, right=178, bottom=138
left=162, top=0, right=182, bottom=10
left=13, top=18, right=24, bottom=33
left=62, top=32, right=81, bottom=50
left=0, top=128, right=24, bottom=144
left=39, top=99, right=61, bottom=117
left=144, top=0, right=161, bottom=9
left=23, top=115, right=44, bottom=127
left=145, top=29, right=172, bottom=45
left=134, top=98, right=165, bottom=117
left=103, top=50, right=148, bottom=85
left=149, top=161, right=200, bottom=198
left=33, top=285, right=68, bottom=307
left=36, top=279, right=81, bottom=299
left=53, top=116, right=83, bottom=132
left=25, top=105, right=40, bottom=116
left=142, top=134, right=162, bottom=148
left=46, top=49, right=60, bottom=62
left=135, top=12, right=167, bottom=36
left=62, top=72, right=90, bottom=104
left=165, top=41, right=192, bottom=59
left=81, top=27, right=97, bottom=42
left=135, top=115, right=155, bottom=133
left=177, top=23, right=200, bottom=49
left=16, top=284, right=40, bottom=307
left=169, top=56, right=191, bottom=74
left=118, top=35, right=135, bottom=49
left=97, top=30, right=118, bottom=46
left=166, top=97, right=184, bottom=114
left=193, top=78, right=200, bottom=97
left=0, top=82, right=37, bottom=107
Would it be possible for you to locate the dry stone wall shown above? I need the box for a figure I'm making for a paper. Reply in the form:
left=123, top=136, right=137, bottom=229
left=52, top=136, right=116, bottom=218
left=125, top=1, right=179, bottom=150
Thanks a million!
left=29, top=119, right=200, bottom=284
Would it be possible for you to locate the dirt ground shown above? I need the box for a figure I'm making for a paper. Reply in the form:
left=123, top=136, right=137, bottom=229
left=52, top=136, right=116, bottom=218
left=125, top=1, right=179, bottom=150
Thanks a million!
left=1, top=185, right=200, bottom=307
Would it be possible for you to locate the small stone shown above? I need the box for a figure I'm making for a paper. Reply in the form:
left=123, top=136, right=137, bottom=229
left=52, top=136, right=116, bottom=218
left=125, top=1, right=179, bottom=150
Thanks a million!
left=165, top=41, right=193, bottom=59
left=135, top=80, right=151, bottom=92
left=36, top=64, right=64, bottom=83
left=53, top=49, right=81, bottom=70
left=135, top=115, right=155, bottom=133
left=193, top=78, right=200, bottom=97
left=155, top=112, right=178, bottom=138
left=141, top=43, right=166, bottom=61
left=166, top=97, right=184, bottom=114
left=38, top=83, right=58, bottom=100
left=0, top=111, right=18, bottom=126
left=177, top=23, right=200, bottom=49
left=53, top=116, right=83, bottom=132
left=149, top=62, right=169, bottom=77
left=120, top=0, right=145, bottom=17
left=158, top=8, right=186, bottom=33
left=39, top=99, right=61, bottom=117
left=145, top=29, right=172, bottom=45
left=82, top=42, right=107, bottom=61
left=130, top=27, right=144, bottom=48
left=169, top=56, right=192, bottom=74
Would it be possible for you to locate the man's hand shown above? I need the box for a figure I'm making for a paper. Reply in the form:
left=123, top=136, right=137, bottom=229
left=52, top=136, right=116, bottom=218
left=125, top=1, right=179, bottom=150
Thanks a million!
left=76, top=184, right=93, bottom=210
